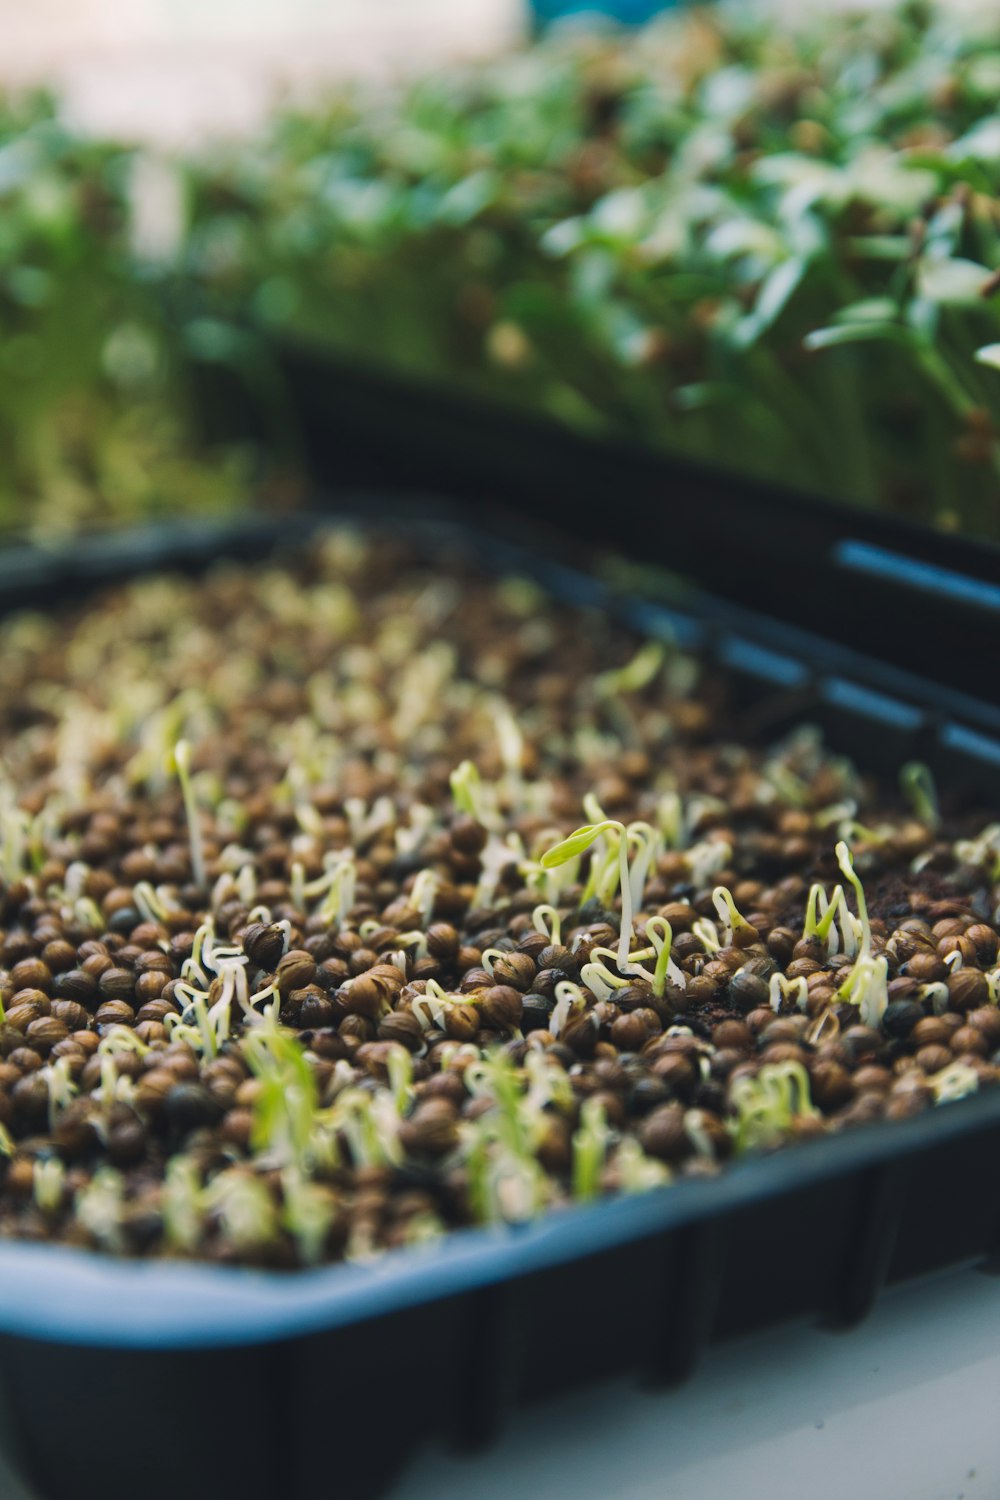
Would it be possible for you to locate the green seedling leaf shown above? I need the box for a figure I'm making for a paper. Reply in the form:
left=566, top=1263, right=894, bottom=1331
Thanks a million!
left=540, top=821, right=612, bottom=868
left=900, top=761, right=939, bottom=831
left=752, top=255, right=807, bottom=333
left=975, top=344, right=1000, bottom=371
left=804, top=321, right=907, bottom=351
left=916, top=257, right=992, bottom=306
left=834, top=297, right=899, bottom=324
left=595, top=641, right=664, bottom=698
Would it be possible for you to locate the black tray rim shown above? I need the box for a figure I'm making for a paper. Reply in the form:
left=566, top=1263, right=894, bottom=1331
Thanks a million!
left=0, top=1084, right=999, bottom=1350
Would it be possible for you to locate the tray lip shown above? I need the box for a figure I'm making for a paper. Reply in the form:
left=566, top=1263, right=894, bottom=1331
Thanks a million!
left=0, top=508, right=998, bottom=1351
left=1, top=1086, right=999, bottom=1350
left=269, top=331, right=1000, bottom=572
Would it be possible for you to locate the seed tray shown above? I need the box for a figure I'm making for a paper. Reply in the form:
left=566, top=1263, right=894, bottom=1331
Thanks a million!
left=235, top=338, right=1000, bottom=709
left=0, top=505, right=1000, bottom=1500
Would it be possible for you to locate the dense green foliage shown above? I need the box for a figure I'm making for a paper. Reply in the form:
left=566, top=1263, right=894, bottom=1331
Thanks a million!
left=3, top=1, right=1000, bottom=534
left=0, top=94, right=247, bottom=535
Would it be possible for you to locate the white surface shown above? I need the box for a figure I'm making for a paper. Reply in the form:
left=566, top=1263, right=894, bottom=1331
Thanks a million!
left=0, top=0, right=525, bottom=144
left=392, top=1264, right=999, bottom=1500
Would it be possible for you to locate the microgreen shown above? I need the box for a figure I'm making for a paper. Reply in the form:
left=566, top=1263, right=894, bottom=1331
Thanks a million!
left=204, top=1170, right=278, bottom=1253
left=803, top=881, right=856, bottom=957
left=542, top=820, right=637, bottom=973
left=954, top=824, right=1000, bottom=882
left=572, top=1097, right=612, bottom=1201
left=531, top=903, right=562, bottom=945
left=75, top=1168, right=126, bottom=1252
left=280, top=1168, right=336, bottom=1266
left=244, top=1022, right=319, bottom=1170
left=712, top=886, right=752, bottom=947
left=171, top=740, right=207, bottom=891
left=594, top=641, right=665, bottom=700
left=613, top=1137, right=669, bottom=1195
left=900, top=762, right=940, bottom=831
left=930, top=1063, right=980, bottom=1104
left=769, top=972, right=808, bottom=1014
left=33, top=1158, right=66, bottom=1215
left=730, top=1061, right=818, bottom=1153
left=38, top=1056, right=78, bottom=1129
left=626, top=915, right=685, bottom=997
left=833, top=840, right=889, bottom=1028
left=450, top=760, right=489, bottom=824
left=549, top=980, right=586, bottom=1039
left=162, top=1156, right=204, bottom=1253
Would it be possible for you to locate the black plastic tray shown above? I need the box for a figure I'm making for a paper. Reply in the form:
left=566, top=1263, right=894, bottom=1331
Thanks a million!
left=1, top=507, right=1000, bottom=1500
left=230, top=338, right=1000, bottom=710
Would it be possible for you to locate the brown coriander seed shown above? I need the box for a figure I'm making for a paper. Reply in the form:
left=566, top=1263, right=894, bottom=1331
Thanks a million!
left=276, top=950, right=317, bottom=996
left=489, top=952, right=536, bottom=991
left=609, top=1011, right=652, bottom=1053
left=639, top=1103, right=689, bottom=1163
left=650, top=1051, right=697, bottom=1098
left=398, top=1098, right=459, bottom=1157
left=425, top=923, right=460, bottom=961
left=40, top=940, right=77, bottom=975
left=443, top=1003, right=479, bottom=1042
left=241, top=921, right=287, bottom=971
left=808, top=1058, right=853, bottom=1111
left=969, top=1007, right=1000, bottom=1047
left=912, top=1016, right=952, bottom=1049
left=377, top=1010, right=424, bottom=1051
left=97, top=968, right=135, bottom=1004
left=5, top=999, right=48, bottom=1031
left=480, top=985, right=523, bottom=1031
left=10, top=958, right=52, bottom=994
left=965, top=924, right=999, bottom=963
left=94, top=1001, right=136, bottom=1028
left=946, top=968, right=989, bottom=1013
left=25, top=1016, right=68, bottom=1054
left=950, top=1025, right=988, bottom=1058
left=915, top=1044, right=953, bottom=1075
left=852, top=1065, right=892, bottom=1094
left=340, top=974, right=386, bottom=1020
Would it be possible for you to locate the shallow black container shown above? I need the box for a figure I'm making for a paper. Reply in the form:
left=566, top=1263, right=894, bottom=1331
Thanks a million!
left=2, top=377, right=1000, bottom=1500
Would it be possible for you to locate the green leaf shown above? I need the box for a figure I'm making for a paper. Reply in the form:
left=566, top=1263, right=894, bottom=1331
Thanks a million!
left=671, top=381, right=742, bottom=411
left=916, top=257, right=991, bottom=306
left=731, top=256, right=807, bottom=349
left=755, top=256, right=807, bottom=332
left=975, top=344, right=1000, bottom=371
left=846, top=235, right=911, bottom=261
left=540, top=822, right=611, bottom=869
left=833, top=297, right=899, bottom=325
left=803, top=322, right=906, bottom=352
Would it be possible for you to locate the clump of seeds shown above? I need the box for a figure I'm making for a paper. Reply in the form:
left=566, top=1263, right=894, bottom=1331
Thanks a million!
left=0, top=528, right=998, bottom=1268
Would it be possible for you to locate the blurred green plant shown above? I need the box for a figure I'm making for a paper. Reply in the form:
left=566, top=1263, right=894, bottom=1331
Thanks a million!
left=191, top=0, right=1000, bottom=534
left=0, top=93, right=251, bottom=537
left=5, top=0, right=1000, bottom=537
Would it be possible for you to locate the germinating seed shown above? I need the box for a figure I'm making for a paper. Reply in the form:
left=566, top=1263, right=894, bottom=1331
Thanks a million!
left=0, top=530, right=997, bottom=1267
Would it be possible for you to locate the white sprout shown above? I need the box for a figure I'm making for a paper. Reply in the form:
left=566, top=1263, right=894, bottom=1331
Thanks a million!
left=930, top=1063, right=980, bottom=1104
left=550, top=980, right=585, bottom=1039
left=75, top=1168, right=126, bottom=1252
left=281, top=1167, right=335, bottom=1266
left=531, top=904, right=562, bottom=945
left=172, top=740, right=207, bottom=890
left=410, top=869, right=439, bottom=927
left=162, top=1156, right=204, bottom=1252
left=204, top=1170, right=278, bottom=1251
left=33, top=1158, right=66, bottom=1214
left=769, top=972, right=809, bottom=1013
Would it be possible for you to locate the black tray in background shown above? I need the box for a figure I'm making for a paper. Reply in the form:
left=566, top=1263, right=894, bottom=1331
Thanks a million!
left=228, top=339, right=1000, bottom=713
left=0, top=507, right=1000, bottom=1500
